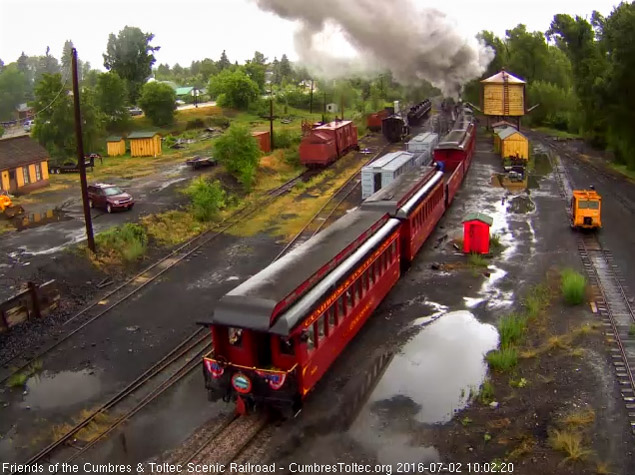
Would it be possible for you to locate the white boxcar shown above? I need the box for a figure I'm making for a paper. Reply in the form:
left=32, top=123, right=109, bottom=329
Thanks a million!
left=380, top=151, right=416, bottom=188
left=361, top=152, right=401, bottom=199
left=407, top=132, right=439, bottom=166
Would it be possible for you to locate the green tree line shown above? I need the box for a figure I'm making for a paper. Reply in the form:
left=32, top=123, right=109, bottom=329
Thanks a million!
left=464, top=2, right=635, bottom=169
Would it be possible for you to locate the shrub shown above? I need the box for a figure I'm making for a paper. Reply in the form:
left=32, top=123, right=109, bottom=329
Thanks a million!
left=138, top=82, right=177, bottom=126
left=184, top=178, right=227, bottom=222
left=468, top=252, right=488, bottom=267
left=163, top=134, right=177, bottom=148
left=478, top=380, right=495, bottom=404
left=205, top=115, right=230, bottom=129
left=274, top=128, right=302, bottom=149
left=498, top=314, right=526, bottom=347
left=486, top=347, right=518, bottom=372
left=214, top=124, right=261, bottom=190
left=549, top=429, right=593, bottom=463
left=96, top=223, right=148, bottom=263
left=186, top=118, right=205, bottom=130
left=561, top=269, right=586, bottom=305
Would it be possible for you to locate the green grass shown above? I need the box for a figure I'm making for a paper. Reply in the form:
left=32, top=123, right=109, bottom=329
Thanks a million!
left=498, top=314, right=527, bottom=347
left=533, top=127, right=581, bottom=140
left=609, top=163, right=635, bottom=182
left=486, top=347, right=518, bottom=372
left=523, top=283, right=551, bottom=319
left=94, top=223, right=148, bottom=265
left=478, top=380, right=495, bottom=404
left=467, top=252, right=489, bottom=267
left=489, top=233, right=504, bottom=253
left=561, top=269, right=586, bottom=305
left=6, top=361, right=43, bottom=388
left=629, top=324, right=635, bottom=337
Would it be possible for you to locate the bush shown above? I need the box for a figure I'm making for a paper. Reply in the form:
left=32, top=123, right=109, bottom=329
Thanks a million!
left=163, top=134, right=177, bottom=148
left=96, top=223, right=148, bottom=263
left=213, top=124, right=261, bottom=190
left=205, top=115, right=231, bottom=129
left=486, top=347, right=518, bottom=372
left=274, top=128, right=302, bottom=149
left=0, top=126, right=4, bottom=137
left=184, top=178, right=227, bottom=221
left=186, top=118, right=205, bottom=130
left=561, top=269, right=586, bottom=305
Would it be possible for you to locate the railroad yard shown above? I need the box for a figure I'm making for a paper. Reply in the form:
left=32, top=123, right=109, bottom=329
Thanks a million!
left=0, top=105, right=632, bottom=474
left=2, top=2, right=635, bottom=472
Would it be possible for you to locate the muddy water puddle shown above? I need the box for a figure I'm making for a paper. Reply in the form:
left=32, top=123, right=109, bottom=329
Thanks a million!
left=21, top=369, right=101, bottom=409
left=349, top=311, right=498, bottom=464
left=506, top=195, right=535, bottom=214
left=11, top=208, right=71, bottom=231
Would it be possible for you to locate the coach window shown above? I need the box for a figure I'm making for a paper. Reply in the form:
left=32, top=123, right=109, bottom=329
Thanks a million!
left=346, top=287, right=354, bottom=309
left=337, top=296, right=345, bottom=320
left=317, top=314, right=326, bottom=342
left=279, top=336, right=295, bottom=355
left=327, top=306, right=336, bottom=329
left=302, top=325, right=315, bottom=353
left=355, top=280, right=362, bottom=301
left=229, top=327, right=243, bottom=347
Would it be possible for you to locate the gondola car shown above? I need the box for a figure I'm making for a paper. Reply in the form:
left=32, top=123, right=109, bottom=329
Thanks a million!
left=381, top=115, right=409, bottom=143
left=299, top=119, right=358, bottom=167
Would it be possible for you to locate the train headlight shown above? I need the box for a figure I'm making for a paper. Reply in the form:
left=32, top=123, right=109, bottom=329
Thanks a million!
left=231, top=373, right=252, bottom=394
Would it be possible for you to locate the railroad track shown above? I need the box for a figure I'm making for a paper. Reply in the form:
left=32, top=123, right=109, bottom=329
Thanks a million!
left=0, top=171, right=310, bottom=384
left=272, top=142, right=397, bottom=261
left=20, top=329, right=211, bottom=471
left=544, top=137, right=635, bottom=434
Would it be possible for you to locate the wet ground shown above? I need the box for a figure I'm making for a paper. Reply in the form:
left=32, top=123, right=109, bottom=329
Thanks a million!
left=0, top=233, right=278, bottom=463
left=263, top=129, right=633, bottom=471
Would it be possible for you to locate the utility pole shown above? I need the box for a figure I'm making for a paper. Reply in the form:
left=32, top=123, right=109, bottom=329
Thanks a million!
left=71, top=48, right=95, bottom=253
left=340, top=96, right=344, bottom=121
left=269, top=92, right=274, bottom=150
left=309, top=79, right=314, bottom=114
left=322, top=91, right=326, bottom=123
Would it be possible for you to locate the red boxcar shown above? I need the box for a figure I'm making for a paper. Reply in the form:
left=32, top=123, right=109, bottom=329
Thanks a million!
left=367, top=109, right=390, bottom=132
left=251, top=131, right=271, bottom=153
left=299, top=120, right=358, bottom=166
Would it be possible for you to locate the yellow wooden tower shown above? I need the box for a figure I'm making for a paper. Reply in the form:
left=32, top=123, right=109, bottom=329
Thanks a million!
left=480, top=69, right=526, bottom=129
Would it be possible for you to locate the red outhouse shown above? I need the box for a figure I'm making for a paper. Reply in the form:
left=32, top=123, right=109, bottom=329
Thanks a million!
left=251, top=131, right=271, bottom=153
left=463, top=213, right=494, bottom=254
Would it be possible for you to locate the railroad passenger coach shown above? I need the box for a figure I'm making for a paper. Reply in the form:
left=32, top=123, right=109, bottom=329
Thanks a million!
left=199, top=107, right=477, bottom=415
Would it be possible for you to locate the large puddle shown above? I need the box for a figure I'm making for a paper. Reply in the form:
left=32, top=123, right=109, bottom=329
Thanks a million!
left=21, top=369, right=101, bottom=409
left=11, top=208, right=71, bottom=231
left=349, top=311, right=498, bottom=464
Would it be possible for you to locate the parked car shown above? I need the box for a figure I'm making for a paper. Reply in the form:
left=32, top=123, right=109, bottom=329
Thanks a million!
left=23, top=120, right=35, bottom=132
left=87, top=183, right=134, bottom=213
left=128, top=107, right=143, bottom=117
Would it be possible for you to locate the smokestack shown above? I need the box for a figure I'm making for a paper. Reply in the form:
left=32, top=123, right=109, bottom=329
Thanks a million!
left=253, top=0, right=493, bottom=96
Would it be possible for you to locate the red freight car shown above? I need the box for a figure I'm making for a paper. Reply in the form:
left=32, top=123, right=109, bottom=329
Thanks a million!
left=362, top=166, right=446, bottom=263
left=299, top=120, right=358, bottom=167
left=366, top=109, right=390, bottom=132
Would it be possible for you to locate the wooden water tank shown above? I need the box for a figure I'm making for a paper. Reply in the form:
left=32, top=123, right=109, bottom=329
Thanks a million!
left=481, top=70, right=525, bottom=117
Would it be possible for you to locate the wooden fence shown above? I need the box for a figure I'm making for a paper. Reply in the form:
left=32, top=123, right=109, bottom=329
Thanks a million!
left=0, top=280, right=60, bottom=333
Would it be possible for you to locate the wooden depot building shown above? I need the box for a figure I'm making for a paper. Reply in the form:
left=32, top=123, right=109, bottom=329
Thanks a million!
left=0, top=136, right=50, bottom=194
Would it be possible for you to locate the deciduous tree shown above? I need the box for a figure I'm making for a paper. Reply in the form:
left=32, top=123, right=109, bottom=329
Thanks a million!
left=213, top=124, right=261, bottom=190
left=207, top=69, right=259, bottom=109
left=138, top=81, right=176, bottom=126
left=95, top=72, right=130, bottom=130
left=103, top=26, right=160, bottom=104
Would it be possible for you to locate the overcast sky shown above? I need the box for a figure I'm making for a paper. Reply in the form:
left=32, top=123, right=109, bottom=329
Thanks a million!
left=0, top=0, right=622, bottom=70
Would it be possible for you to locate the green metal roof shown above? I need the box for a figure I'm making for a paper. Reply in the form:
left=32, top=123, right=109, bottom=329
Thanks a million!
left=128, top=131, right=160, bottom=139
left=106, top=135, right=123, bottom=142
left=175, top=87, right=194, bottom=96
left=463, top=212, right=494, bottom=226
left=496, top=127, right=525, bottom=140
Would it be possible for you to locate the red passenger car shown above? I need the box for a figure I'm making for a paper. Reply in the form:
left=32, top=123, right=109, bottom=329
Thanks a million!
left=363, top=167, right=446, bottom=263
left=299, top=120, right=358, bottom=167
left=200, top=209, right=398, bottom=413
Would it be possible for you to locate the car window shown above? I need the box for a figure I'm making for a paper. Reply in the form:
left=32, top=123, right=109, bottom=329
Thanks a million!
left=104, top=187, right=124, bottom=196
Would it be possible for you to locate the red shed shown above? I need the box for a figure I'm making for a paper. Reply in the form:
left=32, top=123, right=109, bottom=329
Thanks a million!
left=252, top=131, right=271, bottom=153
left=463, top=212, right=493, bottom=254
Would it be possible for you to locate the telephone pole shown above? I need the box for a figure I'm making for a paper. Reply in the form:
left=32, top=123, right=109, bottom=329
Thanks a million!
left=71, top=48, right=95, bottom=252
left=309, top=80, right=314, bottom=114
left=269, top=90, right=275, bottom=150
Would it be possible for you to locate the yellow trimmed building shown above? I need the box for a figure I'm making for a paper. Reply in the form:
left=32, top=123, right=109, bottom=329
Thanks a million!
left=106, top=136, right=126, bottom=156
left=128, top=131, right=162, bottom=157
left=495, top=127, right=529, bottom=160
left=0, top=136, right=50, bottom=194
left=481, top=70, right=526, bottom=128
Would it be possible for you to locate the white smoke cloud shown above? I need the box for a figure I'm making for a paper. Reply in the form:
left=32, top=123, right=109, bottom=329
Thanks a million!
left=253, top=0, right=494, bottom=96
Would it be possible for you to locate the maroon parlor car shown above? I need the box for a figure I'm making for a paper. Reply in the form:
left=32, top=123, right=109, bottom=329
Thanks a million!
left=87, top=183, right=134, bottom=213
